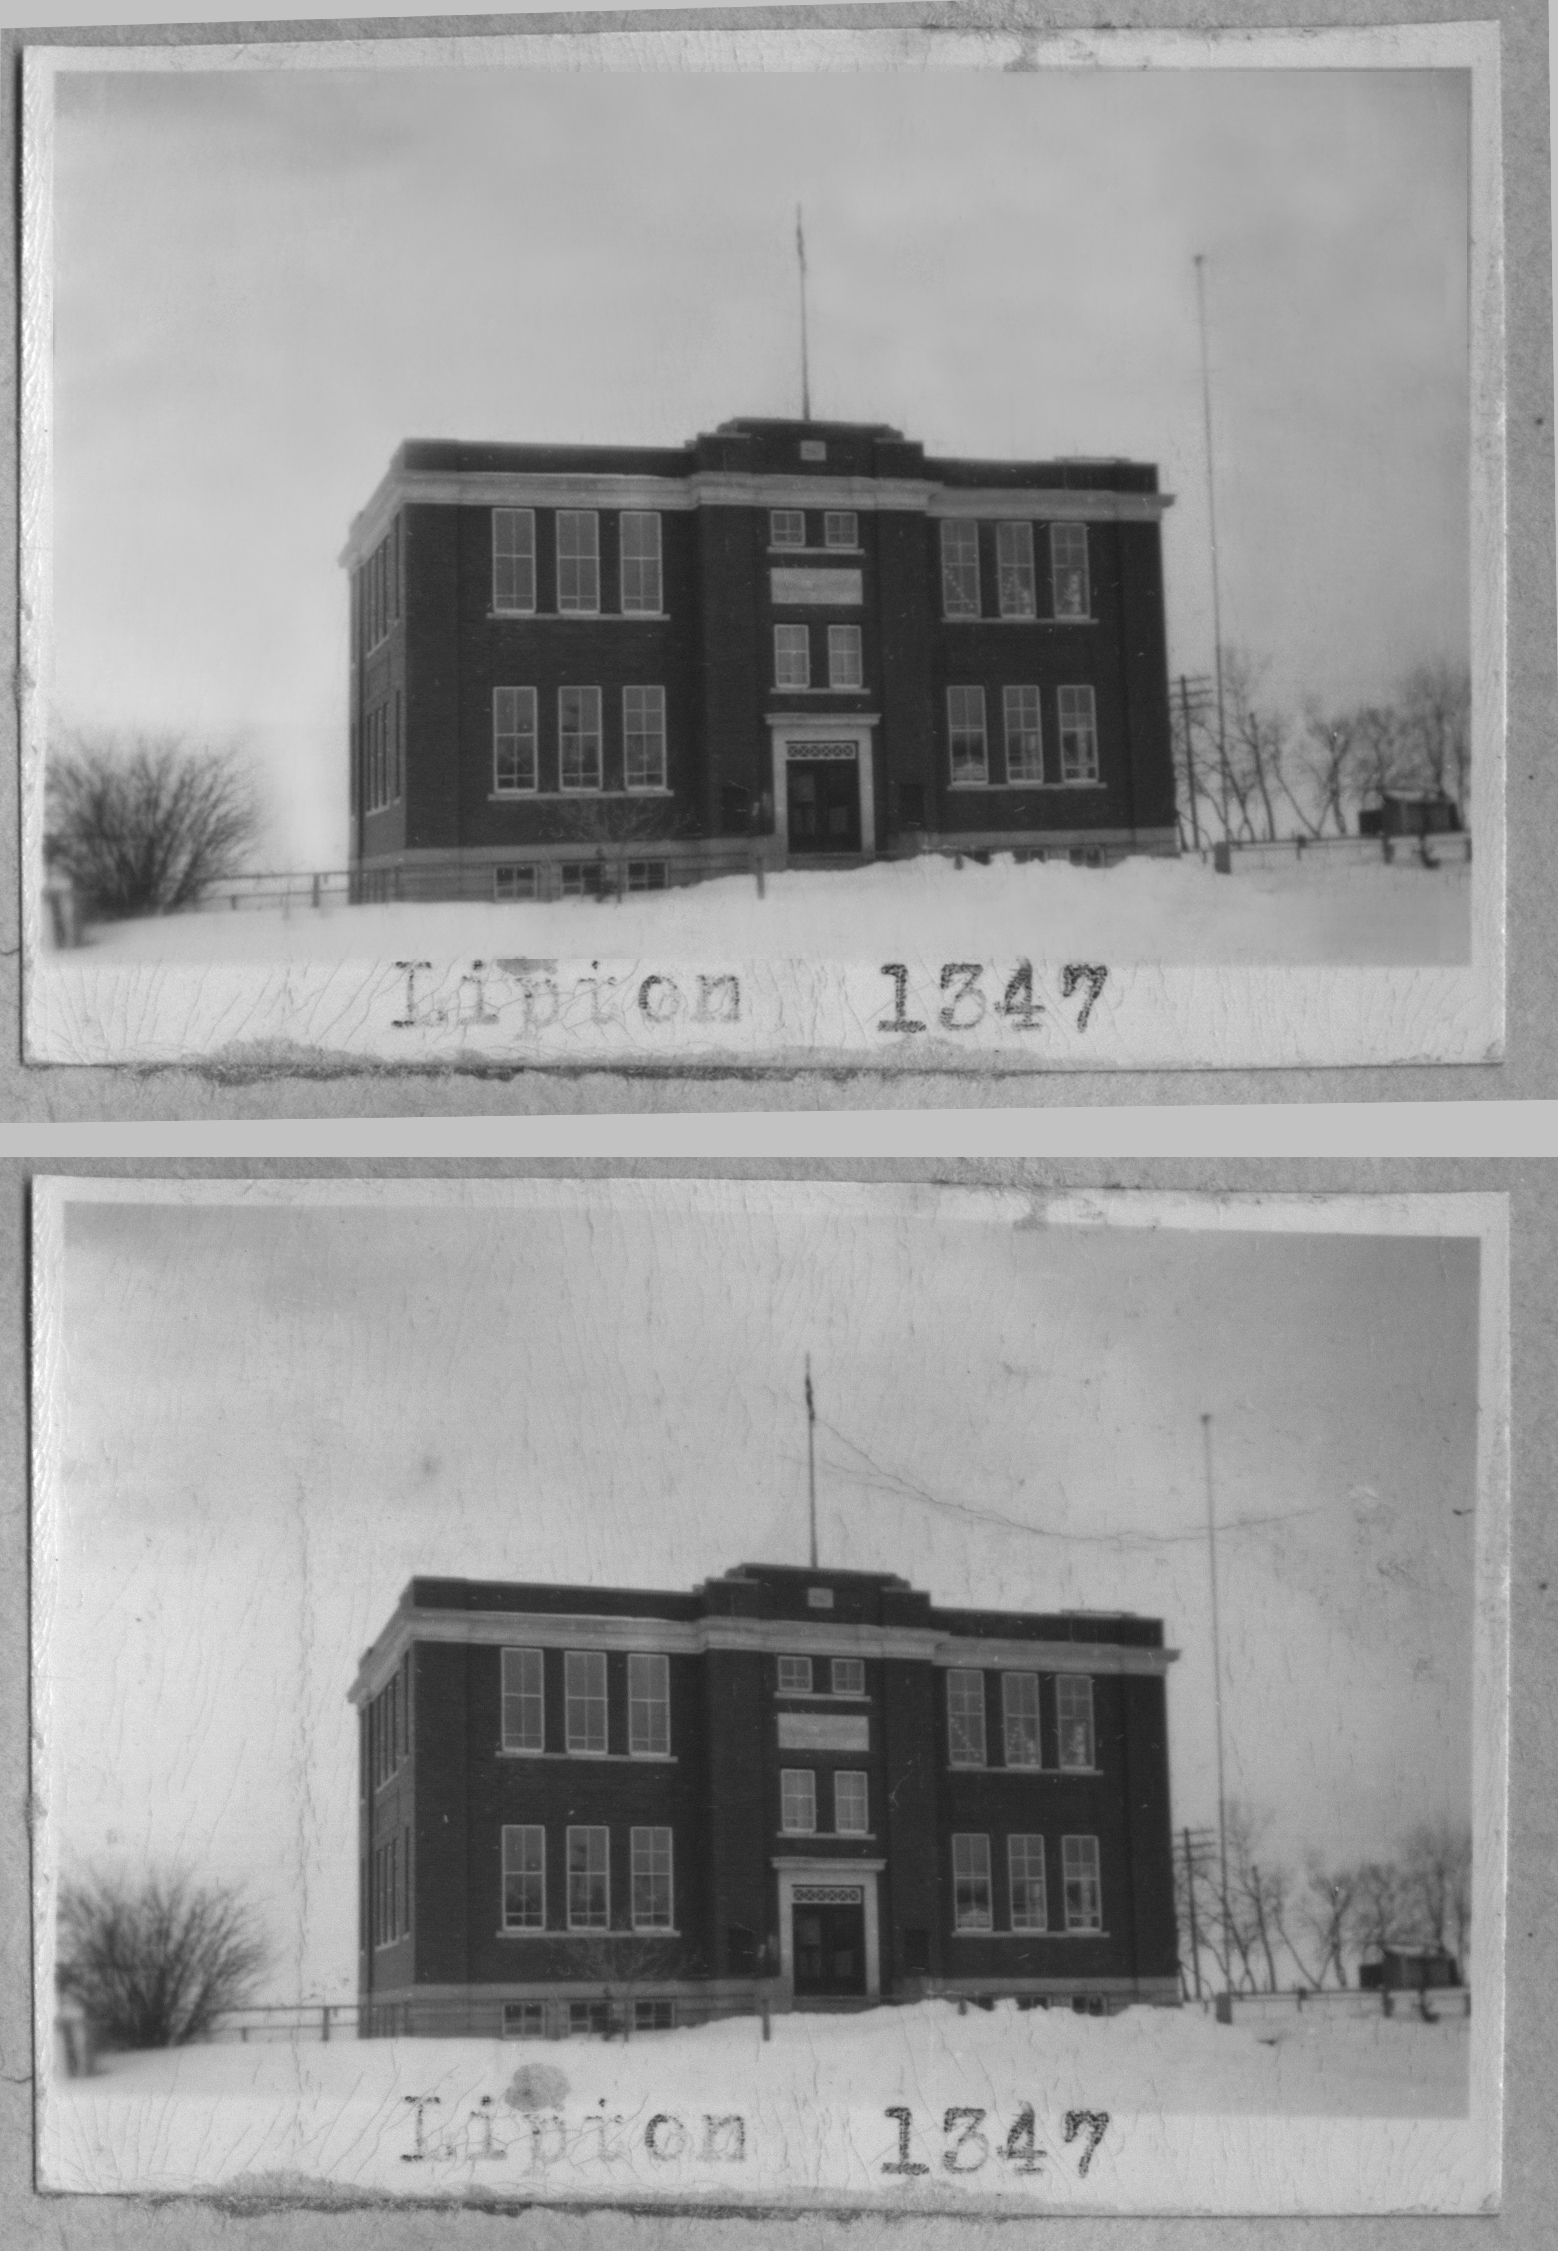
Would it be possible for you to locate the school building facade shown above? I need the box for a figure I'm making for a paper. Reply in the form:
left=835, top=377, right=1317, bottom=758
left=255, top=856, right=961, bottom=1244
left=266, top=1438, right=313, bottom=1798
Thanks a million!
left=340, top=417, right=1178, bottom=901
left=351, top=1562, right=1180, bottom=2037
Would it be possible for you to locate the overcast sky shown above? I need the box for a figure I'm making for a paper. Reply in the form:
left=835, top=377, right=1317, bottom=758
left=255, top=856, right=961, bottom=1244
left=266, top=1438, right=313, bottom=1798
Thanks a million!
left=46, top=60, right=1470, bottom=868
left=44, top=1183, right=1480, bottom=2003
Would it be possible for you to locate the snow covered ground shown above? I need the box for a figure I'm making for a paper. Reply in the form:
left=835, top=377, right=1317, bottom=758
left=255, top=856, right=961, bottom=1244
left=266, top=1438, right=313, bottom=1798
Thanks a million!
left=68, top=852, right=1471, bottom=968
left=42, top=1998, right=1475, bottom=2211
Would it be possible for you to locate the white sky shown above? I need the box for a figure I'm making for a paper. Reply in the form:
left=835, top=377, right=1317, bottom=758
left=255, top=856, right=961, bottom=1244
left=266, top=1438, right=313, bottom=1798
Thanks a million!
left=45, top=1185, right=1479, bottom=2004
left=47, top=61, right=1470, bottom=869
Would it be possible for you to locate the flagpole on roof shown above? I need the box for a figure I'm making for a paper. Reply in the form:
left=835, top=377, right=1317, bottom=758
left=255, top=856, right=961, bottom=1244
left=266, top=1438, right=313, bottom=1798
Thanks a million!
left=796, top=206, right=812, bottom=424
left=805, top=1355, right=818, bottom=1569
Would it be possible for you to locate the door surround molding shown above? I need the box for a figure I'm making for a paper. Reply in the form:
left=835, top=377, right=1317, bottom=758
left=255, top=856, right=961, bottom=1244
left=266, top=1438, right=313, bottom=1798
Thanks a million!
left=765, top=714, right=879, bottom=861
left=771, top=1855, right=885, bottom=2001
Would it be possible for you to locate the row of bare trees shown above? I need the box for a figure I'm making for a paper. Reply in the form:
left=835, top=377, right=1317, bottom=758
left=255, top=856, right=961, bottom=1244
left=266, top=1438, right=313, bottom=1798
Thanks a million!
left=1176, top=1802, right=1471, bottom=1997
left=1172, top=656, right=1471, bottom=850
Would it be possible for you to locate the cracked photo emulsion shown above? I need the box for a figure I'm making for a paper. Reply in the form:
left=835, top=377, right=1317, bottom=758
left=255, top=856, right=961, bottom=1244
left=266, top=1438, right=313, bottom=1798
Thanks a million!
left=20, top=17, right=1505, bottom=1075
left=31, top=1176, right=1508, bottom=2212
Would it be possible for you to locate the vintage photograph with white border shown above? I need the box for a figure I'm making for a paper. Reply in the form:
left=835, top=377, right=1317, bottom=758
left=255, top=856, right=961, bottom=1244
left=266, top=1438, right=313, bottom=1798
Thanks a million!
left=19, top=14, right=1506, bottom=1076
left=30, top=1173, right=1508, bottom=2212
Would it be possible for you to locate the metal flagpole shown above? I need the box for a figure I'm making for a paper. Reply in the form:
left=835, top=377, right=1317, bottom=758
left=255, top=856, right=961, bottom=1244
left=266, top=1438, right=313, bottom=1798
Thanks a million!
left=805, top=1356, right=818, bottom=1569
left=1201, top=1411, right=1232, bottom=1994
left=1193, top=255, right=1230, bottom=836
left=796, top=206, right=812, bottom=424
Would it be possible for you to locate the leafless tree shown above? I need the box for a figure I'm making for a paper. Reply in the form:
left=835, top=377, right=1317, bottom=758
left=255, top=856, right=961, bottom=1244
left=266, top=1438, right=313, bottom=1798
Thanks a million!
left=57, top=1867, right=271, bottom=2049
left=553, top=793, right=690, bottom=900
left=1293, top=1857, right=1361, bottom=1989
left=1397, top=662, right=1471, bottom=809
left=567, top=1931, right=687, bottom=2040
left=1398, top=1817, right=1472, bottom=1966
left=46, top=733, right=263, bottom=920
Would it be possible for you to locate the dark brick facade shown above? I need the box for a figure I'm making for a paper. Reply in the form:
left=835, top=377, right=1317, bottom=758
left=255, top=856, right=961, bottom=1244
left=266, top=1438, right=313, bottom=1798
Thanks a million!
left=351, top=1563, right=1180, bottom=2036
left=341, top=418, right=1179, bottom=901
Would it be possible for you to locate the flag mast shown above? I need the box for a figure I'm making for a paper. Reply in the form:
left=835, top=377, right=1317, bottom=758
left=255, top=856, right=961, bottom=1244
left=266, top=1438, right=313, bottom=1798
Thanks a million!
left=805, top=1355, right=818, bottom=1568
left=796, top=206, right=812, bottom=423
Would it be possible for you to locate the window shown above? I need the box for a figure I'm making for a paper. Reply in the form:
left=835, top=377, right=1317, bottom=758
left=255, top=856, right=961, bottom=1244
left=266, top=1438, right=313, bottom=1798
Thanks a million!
left=947, top=1669, right=987, bottom=1766
left=569, top=2000, right=613, bottom=2035
left=494, top=865, right=537, bottom=903
left=556, top=510, right=600, bottom=613
left=940, top=521, right=981, bottom=618
left=774, top=625, right=810, bottom=689
left=628, top=1653, right=670, bottom=1756
left=363, top=702, right=400, bottom=815
left=824, top=510, right=858, bottom=549
left=947, top=687, right=988, bottom=786
left=559, top=686, right=603, bottom=791
left=493, top=686, right=538, bottom=794
left=771, top=509, right=807, bottom=548
left=502, top=1825, right=546, bottom=1932
left=1050, top=524, right=1090, bottom=618
left=623, top=686, right=667, bottom=792
left=952, top=1834, right=993, bottom=1930
left=631, top=1826, right=674, bottom=1929
left=1009, top=1836, right=1048, bottom=1932
left=567, top=1826, right=610, bottom=1929
left=996, top=521, right=1037, bottom=618
left=1058, top=687, right=1098, bottom=783
left=1062, top=1834, right=1103, bottom=1931
left=619, top=512, right=662, bottom=614
left=635, top=2000, right=675, bottom=2032
left=831, top=1658, right=865, bottom=1697
left=807, top=1587, right=835, bottom=1609
left=504, top=2001, right=546, bottom=2037
left=362, top=527, right=401, bottom=650
left=799, top=439, right=827, bottom=463
left=502, top=1648, right=544, bottom=1752
left=834, top=1771, right=869, bottom=1836
left=827, top=625, right=863, bottom=690
left=780, top=1769, right=817, bottom=1834
left=1003, top=1672, right=1041, bottom=1767
left=777, top=1656, right=813, bottom=1695
left=561, top=861, right=606, bottom=898
left=565, top=1650, right=608, bottom=1754
left=626, top=860, right=668, bottom=892
left=493, top=509, right=536, bottom=613
left=1003, top=687, right=1043, bottom=785
left=1057, top=1676, right=1095, bottom=1769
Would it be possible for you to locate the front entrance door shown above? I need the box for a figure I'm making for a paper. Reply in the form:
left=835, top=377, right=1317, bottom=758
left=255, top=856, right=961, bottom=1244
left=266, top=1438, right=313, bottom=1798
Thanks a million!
left=792, top=1900, right=867, bottom=1997
left=787, top=751, right=861, bottom=854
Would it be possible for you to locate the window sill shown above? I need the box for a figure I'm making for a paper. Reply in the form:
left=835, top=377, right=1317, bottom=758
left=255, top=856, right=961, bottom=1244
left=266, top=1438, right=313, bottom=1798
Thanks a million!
left=770, top=685, right=869, bottom=698
left=773, top=1692, right=870, bottom=1703
left=776, top=1832, right=877, bottom=1843
left=500, top=1927, right=683, bottom=1940
left=951, top=1928, right=1109, bottom=1940
left=941, top=615, right=1096, bottom=627
left=944, top=782, right=1103, bottom=793
left=487, top=790, right=674, bottom=804
left=497, top=1748, right=677, bottom=1763
left=488, top=611, right=672, bottom=624
left=946, top=1764, right=1101, bottom=1776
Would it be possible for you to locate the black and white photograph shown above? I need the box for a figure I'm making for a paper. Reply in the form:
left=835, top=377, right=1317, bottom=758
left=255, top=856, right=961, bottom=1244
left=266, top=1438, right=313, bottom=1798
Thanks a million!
left=31, top=1175, right=1508, bottom=2212
left=20, top=16, right=1504, bottom=1073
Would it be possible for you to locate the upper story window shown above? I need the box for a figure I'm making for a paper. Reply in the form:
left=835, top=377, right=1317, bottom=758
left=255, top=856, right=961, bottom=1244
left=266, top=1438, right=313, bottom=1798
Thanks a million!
left=824, top=510, right=858, bottom=549
left=1003, top=687, right=1043, bottom=785
left=774, top=624, right=810, bottom=690
left=1057, top=1674, right=1096, bottom=1769
left=996, top=521, right=1037, bottom=618
left=831, top=1657, right=865, bottom=1697
left=501, top=1647, right=544, bottom=1751
left=628, top=1652, right=671, bottom=1756
left=940, top=521, right=981, bottom=619
left=362, top=526, right=400, bottom=650
left=1051, top=524, right=1090, bottom=618
left=827, top=625, right=863, bottom=690
left=559, top=686, right=603, bottom=792
left=493, top=687, right=538, bottom=795
left=556, top=510, right=601, bottom=614
left=1058, top=686, right=1099, bottom=784
left=623, top=685, right=667, bottom=792
left=947, top=687, right=988, bottom=786
left=565, top=1650, right=608, bottom=1754
left=1062, top=1834, right=1103, bottom=1931
left=492, top=509, right=536, bottom=614
left=947, top=1667, right=986, bottom=1766
left=369, top=1667, right=407, bottom=1789
left=770, top=510, right=807, bottom=549
left=620, top=512, right=662, bottom=614
left=777, top=1655, right=813, bottom=1695
left=780, top=1769, right=817, bottom=1834
left=631, top=1826, right=674, bottom=1930
left=799, top=439, right=827, bottom=463
left=1002, top=1672, right=1041, bottom=1767
left=834, top=1771, right=869, bottom=1835
left=952, top=1833, right=993, bottom=1930
left=502, top=1824, right=545, bottom=1930
left=1009, top=1835, right=1048, bottom=1931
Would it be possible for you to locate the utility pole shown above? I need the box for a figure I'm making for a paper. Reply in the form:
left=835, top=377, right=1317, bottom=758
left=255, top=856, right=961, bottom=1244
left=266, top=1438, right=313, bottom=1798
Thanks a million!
left=1202, top=1411, right=1232, bottom=1995
left=805, top=1355, right=818, bottom=1569
left=796, top=207, right=812, bottom=424
left=1193, top=256, right=1230, bottom=837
